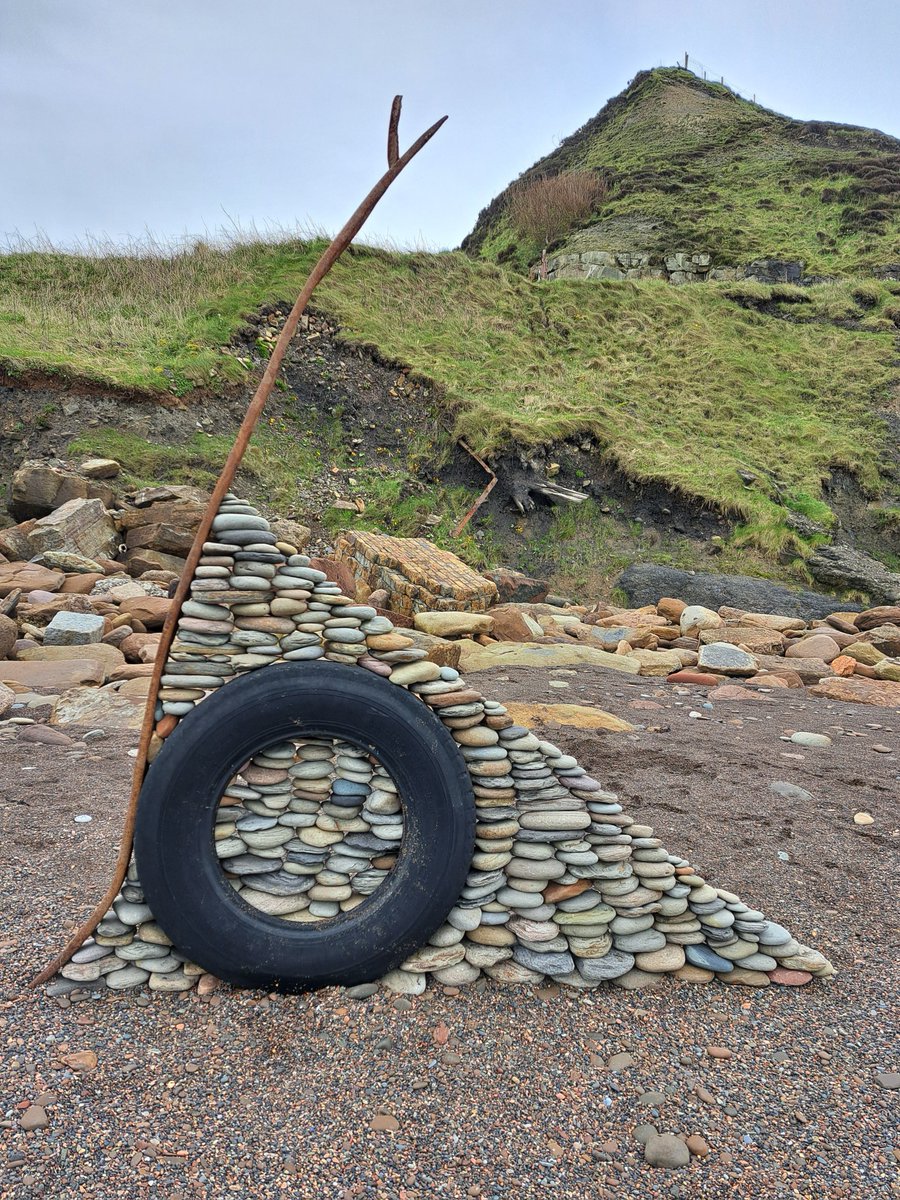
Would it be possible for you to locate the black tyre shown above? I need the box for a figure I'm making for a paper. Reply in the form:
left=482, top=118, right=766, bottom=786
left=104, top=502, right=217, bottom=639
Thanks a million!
left=134, top=661, right=475, bottom=991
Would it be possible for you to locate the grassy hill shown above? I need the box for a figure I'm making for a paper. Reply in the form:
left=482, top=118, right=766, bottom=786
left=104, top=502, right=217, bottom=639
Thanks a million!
left=1, top=68, right=898, bottom=584
left=2, top=239, right=897, bottom=561
left=462, top=67, right=900, bottom=276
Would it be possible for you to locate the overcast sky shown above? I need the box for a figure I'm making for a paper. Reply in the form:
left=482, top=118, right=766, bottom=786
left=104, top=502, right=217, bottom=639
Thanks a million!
left=2, top=0, right=898, bottom=252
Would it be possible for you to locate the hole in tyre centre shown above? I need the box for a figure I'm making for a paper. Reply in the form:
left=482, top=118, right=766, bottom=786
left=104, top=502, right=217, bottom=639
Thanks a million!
left=215, top=735, right=404, bottom=923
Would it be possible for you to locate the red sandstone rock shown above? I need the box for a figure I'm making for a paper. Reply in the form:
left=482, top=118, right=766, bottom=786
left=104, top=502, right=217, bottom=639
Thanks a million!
left=666, top=670, right=721, bottom=686
left=0, top=562, right=65, bottom=596
left=769, top=967, right=813, bottom=985
left=709, top=684, right=773, bottom=701
left=855, top=605, right=900, bottom=631
left=60, top=572, right=105, bottom=594
left=117, top=596, right=172, bottom=629
left=485, top=606, right=539, bottom=642
left=543, top=879, right=591, bottom=903
left=309, top=557, right=358, bottom=598
left=785, top=633, right=842, bottom=663
left=0, top=658, right=106, bottom=691
left=809, top=676, right=900, bottom=706
left=657, top=597, right=687, bottom=622
left=830, top=655, right=857, bottom=677
left=749, top=673, right=791, bottom=688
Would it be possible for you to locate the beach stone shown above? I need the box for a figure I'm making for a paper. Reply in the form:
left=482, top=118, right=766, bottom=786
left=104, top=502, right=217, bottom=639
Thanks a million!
left=106, top=965, right=151, bottom=989
left=465, top=943, right=513, bottom=968
left=757, top=921, right=793, bottom=946
left=467, top=925, right=515, bottom=947
left=676, top=965, right=715, bottom=983
left=635, top=944, right=685, bottom=972
left=513, top=945, right=575, bottom=975
left=484, top=960, right=544, bottom=984
left=685, top=944, right=734, bottom=972
left=414, top=611, right=493, bottom=638
left=719, top=967, right=771, bottom=986
left=401, top=945, right=466, bottom=973
left=615, top=930, right=666, bottom=953
left=519, top=811, right=591, bottom=832
left=43, top=611, right=105, bottom=646
left=790, top=731, right=832, bottom=748
left=432, top=961, right=481, bottom=985
left=680, top=605, right=722, bottom=637
left=577, top=949, right=635, bottom=981
left=20, top=1105, right=50, bottom=1131
left=644, top=1133, right=690, bottom=1169
left=697, top=643, right=758, bottom=675
left=614, top=968, right=667, bottom=991
left=785, top=633, right=841, bottom=662
left=769, top=967, right=813, bottom=985
left=0, top=562, right=65, bottom=596
left=566, top=933, right=612, bottom=958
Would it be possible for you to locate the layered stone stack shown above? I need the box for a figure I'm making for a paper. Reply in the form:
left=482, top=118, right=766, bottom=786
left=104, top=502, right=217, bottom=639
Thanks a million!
left=50, top=494, right=834, bottom=996
left=334, top=530, right=498, bottom=616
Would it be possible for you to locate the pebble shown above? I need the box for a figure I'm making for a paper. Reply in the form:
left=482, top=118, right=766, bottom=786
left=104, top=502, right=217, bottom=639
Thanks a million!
left=790, top=731, right=833, bottom=748
left=643, top=1133, right=690, bottom=1168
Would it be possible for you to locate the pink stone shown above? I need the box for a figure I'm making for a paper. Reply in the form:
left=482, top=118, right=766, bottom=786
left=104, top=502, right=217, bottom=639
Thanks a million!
left=769, top=967, right=813, bottom=986
left=667, top=670, right=721, bottom=686
left=359, top=655, right=392, bottom=677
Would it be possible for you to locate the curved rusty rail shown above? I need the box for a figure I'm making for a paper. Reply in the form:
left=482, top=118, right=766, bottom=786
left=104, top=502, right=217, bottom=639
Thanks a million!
left=31, top=97, right=447, bottom=988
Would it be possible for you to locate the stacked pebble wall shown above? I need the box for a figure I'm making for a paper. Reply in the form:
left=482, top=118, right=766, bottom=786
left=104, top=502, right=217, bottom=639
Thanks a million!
left=50, top=495, right=835, bottom=995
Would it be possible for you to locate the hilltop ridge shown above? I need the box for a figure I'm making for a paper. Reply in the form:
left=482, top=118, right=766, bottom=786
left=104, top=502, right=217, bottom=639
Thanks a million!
left=462, top=67, right=900, bottom=276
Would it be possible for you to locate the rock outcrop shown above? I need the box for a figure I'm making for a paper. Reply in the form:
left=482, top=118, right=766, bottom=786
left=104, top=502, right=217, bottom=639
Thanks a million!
left=808, top=546, right=900, bottom=605
left=617, top=564, right=859, bottom=620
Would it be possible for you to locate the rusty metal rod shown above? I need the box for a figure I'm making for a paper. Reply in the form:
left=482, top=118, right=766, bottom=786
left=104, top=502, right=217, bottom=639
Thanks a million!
left=452, top=440, right=497, bottom=537
left=31, top=97, right=447, bottom=989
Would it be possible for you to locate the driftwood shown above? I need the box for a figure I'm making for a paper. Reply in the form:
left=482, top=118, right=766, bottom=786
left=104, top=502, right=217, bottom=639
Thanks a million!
left=31, top=97, right=448, bottom=989
left=507, top=470, right=589, bottom=514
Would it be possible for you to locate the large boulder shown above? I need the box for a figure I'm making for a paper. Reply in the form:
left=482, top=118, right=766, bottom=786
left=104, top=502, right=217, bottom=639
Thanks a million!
left=0, top=562, right=65, bottom=597
left=807, top=546, right=900, bottom=605
left=617, top=564, right=857, bottom=621
left=30, top=498, right=118, bottom=562
left=0, top=520, right=38, bottom=560
left=51, top=677, right=151, bottom=729
left=16, top=642, right=125, bottom=681
left=481, top=567, right=550, bottom=605
left=810, top=676, right=900, bottom=706
left=10, top=463, right=115, bottom=520
left=0, top=658, right=106, bottom=691
left=126, top=549, right=187, bottom=577
left=855, top=606, right=900, bottom=631
left=334, top=532, right=498, bottom=615
left=414, top=611, right=494, bottom=638
left=43, top=611, right=105, bottom=646
left=457, top=640, right=640, bottom=674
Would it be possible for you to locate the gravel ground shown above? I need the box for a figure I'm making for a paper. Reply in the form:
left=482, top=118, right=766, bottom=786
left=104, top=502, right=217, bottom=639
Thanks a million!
left=1, top=666, right=897, bottom=1199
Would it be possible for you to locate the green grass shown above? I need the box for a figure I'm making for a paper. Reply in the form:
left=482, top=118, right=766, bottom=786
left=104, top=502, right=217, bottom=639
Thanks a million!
left=514, top=498, right=803, bottom=597
left=66, top=427, right=244, bottom=489
left=65, top=415, right=498, bottom=569
left=0, top=237, right=324, bottom=394
left=466, top=67, right=900, bottom=276
left=4, top=238, right=897, bottom=556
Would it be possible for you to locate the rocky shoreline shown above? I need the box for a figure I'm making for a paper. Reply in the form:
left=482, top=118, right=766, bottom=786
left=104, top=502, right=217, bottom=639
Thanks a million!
left=9, top=490, right=832, bottom=998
